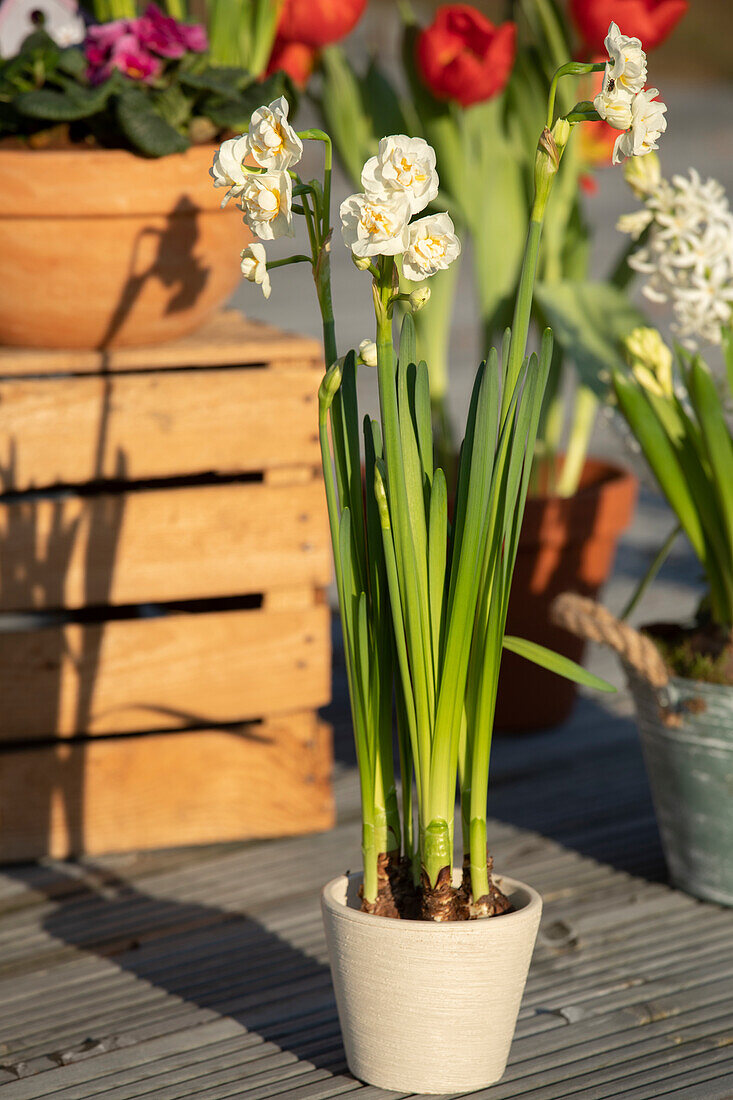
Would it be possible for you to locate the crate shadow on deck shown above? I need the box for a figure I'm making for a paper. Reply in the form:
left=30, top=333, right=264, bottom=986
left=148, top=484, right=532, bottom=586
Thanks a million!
left=2, top=864, right=348, bottom=1082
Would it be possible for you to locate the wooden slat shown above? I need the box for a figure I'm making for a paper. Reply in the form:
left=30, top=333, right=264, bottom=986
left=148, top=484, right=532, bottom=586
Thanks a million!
left=0, top=714, right=333, bottom=864
left=0, top=311, right=322, bottom=377
left=0, top=365, right=321, bottom=492
left=0, top=604, right=330, bottom=739
left=0, top=480, right=330, bottom=612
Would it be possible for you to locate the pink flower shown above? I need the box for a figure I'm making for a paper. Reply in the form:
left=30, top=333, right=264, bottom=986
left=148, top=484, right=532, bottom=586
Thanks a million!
left=86, top=23, right=162, bottom=84
left=136, top=3, right=207, bottom=59
left=84, top=4, right=207, bottom=84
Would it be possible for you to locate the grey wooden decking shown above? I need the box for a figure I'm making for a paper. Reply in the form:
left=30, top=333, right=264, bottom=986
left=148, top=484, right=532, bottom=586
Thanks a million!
left=2, top=580, right=733, bottom=1100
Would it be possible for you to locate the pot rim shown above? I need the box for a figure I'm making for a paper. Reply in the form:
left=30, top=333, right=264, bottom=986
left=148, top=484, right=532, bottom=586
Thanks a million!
left=322, top=871, right=542, bottom=933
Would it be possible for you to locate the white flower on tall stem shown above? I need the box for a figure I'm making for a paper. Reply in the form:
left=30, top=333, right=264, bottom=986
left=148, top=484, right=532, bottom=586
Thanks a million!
left=612, top=89, right=667, bottom=165
left=401, top=213, right=461, bottom=281
left=361, top=135, right=439, bottom=215
left=210, top=135, right=249, bottom=206
left=603, top=22, right=647, bottom=96
left=340, top=191, right=411, bottom=258
left=240, top=171, right=294, bottom=240
left=240, top=243, right=271, bottom=298
left=246, top=96, right=303, bottom=171
left=594, top=90, right=634, bottom=131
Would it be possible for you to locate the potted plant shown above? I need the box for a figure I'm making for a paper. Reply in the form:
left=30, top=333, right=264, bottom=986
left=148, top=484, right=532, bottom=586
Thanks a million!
left=552, top=160, right=733, bottom=906
left=0, top=0, right=366, bottom=348
left=312, top=0, right=687, bottom=728
left=207, top=21, right=662, bottom=1088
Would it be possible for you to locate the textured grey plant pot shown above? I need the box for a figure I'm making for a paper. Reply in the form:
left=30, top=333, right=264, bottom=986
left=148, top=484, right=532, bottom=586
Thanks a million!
left=628, top=669, right=733, bottom=907
left=321, top=871, right=542, bottom=1093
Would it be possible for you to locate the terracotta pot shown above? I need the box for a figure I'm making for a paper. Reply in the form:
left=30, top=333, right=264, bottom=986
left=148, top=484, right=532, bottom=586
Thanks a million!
left=0, top=144, right=246, bottom=349
left=495, top=458, right=638, bottom=731
left=321, top=871, right=542, bottom=1093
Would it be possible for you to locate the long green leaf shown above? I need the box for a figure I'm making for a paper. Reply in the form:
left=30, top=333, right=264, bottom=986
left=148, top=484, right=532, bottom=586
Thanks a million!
left=503, top=635, right=617, bottom=692
left=613, top=373, right=707, bottom=562
left=428, top=467, right=448, bottom=683
left=688, top=355, right=733, bottom=582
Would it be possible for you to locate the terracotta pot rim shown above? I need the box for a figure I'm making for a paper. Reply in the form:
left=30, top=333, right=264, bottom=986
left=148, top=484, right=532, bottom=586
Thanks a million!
left=321, top=871, right=542, bottom=932
left=528, top=456, right=636, bottom=505
left=0, top=141, right=229, bottom=217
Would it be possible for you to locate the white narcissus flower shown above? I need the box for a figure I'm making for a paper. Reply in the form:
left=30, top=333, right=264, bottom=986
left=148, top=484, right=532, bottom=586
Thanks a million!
left=361, top=135, right=439, bottom=216
left=612, top=89, right=667, bottom=165
left=240, top=243, right=271, bottom=299
left=401, top=213, right=461, bottom=282
left=210, top=135, right=249, bottom=206
left=340, top=192, right=411, bottom=258
left=603, top=22, right=647, bottom=96
left=358, top=339, right=378, bottom=367
left=246, top=96, right=303, bottom=171
left=593, top=88, right=634, bottom=132
left=240, top=171, right=294, bottom=240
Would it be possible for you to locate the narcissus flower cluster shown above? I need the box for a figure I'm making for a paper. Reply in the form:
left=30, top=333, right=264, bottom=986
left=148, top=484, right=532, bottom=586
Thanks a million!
left=210, top=95, right=302, bottom=250
left=593, top=22, right=667, bottom=165
left=619, top=164, right=733, bottom=348
left=340, top=136, right=461, bottom=280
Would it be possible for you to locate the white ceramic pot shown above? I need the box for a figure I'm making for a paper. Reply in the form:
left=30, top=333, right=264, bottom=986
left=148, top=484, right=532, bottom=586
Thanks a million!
left=321, top=871, right=542, bottom=1093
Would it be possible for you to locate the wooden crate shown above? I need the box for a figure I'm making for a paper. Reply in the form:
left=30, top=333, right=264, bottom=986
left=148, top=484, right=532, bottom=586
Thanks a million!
left=0, top=311, right=335, bottom=862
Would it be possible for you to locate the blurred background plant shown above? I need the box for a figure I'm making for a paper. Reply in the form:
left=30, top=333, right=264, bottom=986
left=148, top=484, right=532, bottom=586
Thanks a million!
left=0, top=0, right=365, bottom=156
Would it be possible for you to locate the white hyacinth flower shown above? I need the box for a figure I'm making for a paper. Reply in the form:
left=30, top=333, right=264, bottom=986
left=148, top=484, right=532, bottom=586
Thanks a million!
left=358, top=339, right=378, bottom=367
left=612, top=89, right=667, bottom=165
left=210, top=135, right=249, bottom=206
left=240, top=243, right=271, bottom=299
left=240, top=171, right=294, bottom=240
left=616, top=210, right=653, bottom=240
left=603, top=22, right=647, bottom=96
left=619, top=167, right=733, bottom=348
left=401, top=213, right=461, bottom=282
left=361, top=135, right=439, bottom=216
left=339, top=191, right=411, bottom=258
left=246, top=97, right=303, bottom=172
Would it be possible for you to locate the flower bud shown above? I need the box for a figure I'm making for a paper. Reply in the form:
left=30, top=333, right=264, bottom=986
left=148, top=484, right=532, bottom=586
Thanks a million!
left=373, top=460, right=390, bottom=528
left=625, top=326, right=673, bottom=398
left=318, top=358, right=344, bottom=413
left=408, top=286, right=431, bottom=313
left=358, top=339, right=378, bottom=367
left=623, top=150, right=661, bottom=198
left=551, top=116, right=571, bottom=152
left=534, top=126, right=563, bottom=216
left=352, top=253, right=373, bottom=271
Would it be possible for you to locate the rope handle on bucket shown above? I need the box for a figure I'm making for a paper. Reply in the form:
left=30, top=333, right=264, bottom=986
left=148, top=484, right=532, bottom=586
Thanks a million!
left=550, top=593, right=670, bottom=690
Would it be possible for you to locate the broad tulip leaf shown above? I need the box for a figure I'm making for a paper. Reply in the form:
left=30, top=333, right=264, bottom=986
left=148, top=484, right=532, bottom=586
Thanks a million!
left=535, top=281, right=644, bottom=395
left=502, top=635, right=616, bottom=692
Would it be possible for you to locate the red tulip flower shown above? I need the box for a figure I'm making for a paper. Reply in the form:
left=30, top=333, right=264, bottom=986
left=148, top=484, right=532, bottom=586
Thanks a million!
left=416, top=5, right=517, bottom=109
left=266, top=38, right=317, bottom=90
left=569, top=0, right=688, bottom=53
left=277, top=0, right=367, bottom=48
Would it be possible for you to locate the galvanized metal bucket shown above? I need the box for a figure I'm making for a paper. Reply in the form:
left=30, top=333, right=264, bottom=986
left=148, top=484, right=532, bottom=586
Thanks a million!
left=627, top=669, right=733, bottom=907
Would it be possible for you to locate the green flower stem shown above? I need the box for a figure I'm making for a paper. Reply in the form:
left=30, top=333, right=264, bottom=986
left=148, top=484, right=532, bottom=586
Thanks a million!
left=556, top=383, right=598, bottom=497
left=504, top=215, right=544, bottom=416
left=265, top=255, right=312, bottom=270
left=546, top=62, right=606, bottom=129
left=297, top=130, right=333, bottom=241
